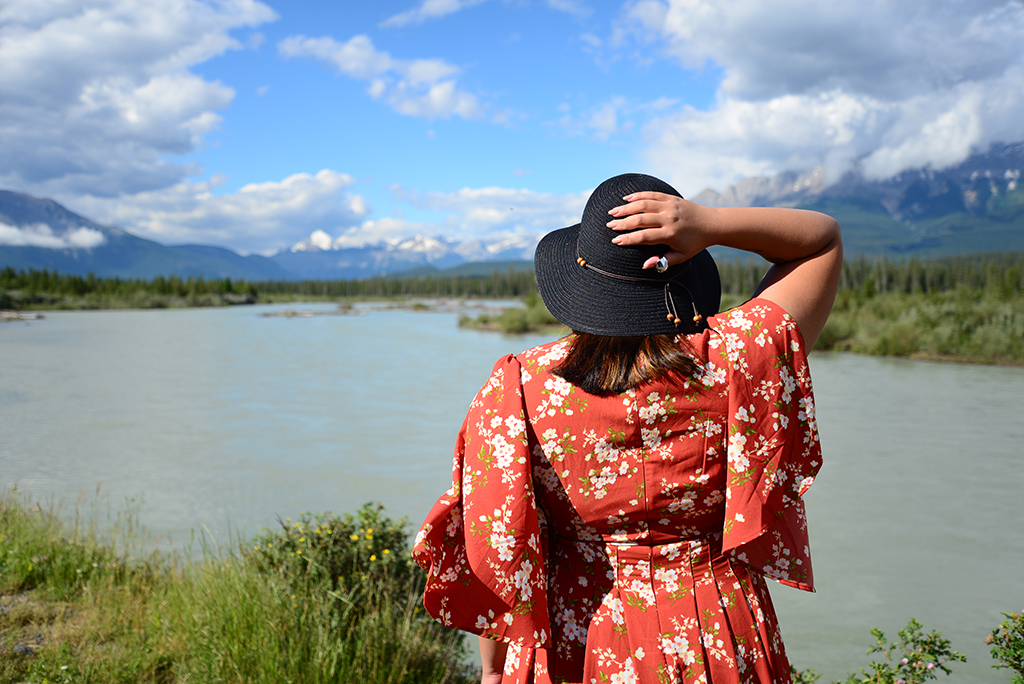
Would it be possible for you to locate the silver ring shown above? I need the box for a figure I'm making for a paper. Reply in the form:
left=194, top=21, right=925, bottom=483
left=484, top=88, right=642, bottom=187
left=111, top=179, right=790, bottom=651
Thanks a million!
left=655, top=256, right=669, bottom=273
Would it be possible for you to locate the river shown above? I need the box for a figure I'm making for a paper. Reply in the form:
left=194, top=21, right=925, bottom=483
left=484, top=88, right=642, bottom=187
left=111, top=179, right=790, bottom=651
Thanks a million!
left=1, top=302, right=1021, bottom=682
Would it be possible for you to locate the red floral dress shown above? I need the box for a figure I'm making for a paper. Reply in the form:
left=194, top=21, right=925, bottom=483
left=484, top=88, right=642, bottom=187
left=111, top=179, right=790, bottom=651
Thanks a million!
left=413, top=300, right=822, bottom=684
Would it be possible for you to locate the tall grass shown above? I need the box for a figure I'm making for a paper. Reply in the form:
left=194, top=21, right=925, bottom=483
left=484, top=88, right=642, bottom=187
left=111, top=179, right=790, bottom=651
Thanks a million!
left=0, top=490, right=472, bottom=684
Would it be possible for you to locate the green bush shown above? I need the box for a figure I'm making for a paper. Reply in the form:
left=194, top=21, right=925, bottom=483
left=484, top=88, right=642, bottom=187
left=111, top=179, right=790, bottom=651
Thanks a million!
left=245, top=503, right=418, bottom=592
left=458, top=292, right=561, bottom=334
left=988, top=610, right=1024, bottom=683
left=829, top=619, right=966, bottom=684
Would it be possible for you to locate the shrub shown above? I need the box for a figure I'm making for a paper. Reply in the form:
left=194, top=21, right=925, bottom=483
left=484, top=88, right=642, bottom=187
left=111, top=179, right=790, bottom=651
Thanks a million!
left=245, top=502, right=420, bottom=595
left=833, top=619, right=965, bottom=684
left=987, top=610, right=1024, bottom=683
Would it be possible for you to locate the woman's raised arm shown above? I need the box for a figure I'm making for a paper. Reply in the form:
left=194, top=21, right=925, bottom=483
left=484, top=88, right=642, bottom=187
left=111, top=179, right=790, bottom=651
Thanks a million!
left=607, top=192, right=843, bottom=349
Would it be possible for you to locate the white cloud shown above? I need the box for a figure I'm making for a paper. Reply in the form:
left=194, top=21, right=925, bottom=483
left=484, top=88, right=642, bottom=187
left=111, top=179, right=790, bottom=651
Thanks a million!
left=620, top=0, right=1024, bottom=192
left=0, top=0, right=278, bottom=198
left=279, top=34, right=485, bottom=120
left=0, top=222, right=106, bottom=249
left=395, top=185, right=589, bottom=238
left=71, top=170, right=369, bottom=255
left=318, top=184, right=589, bottom=249
left=381, top=0, right=488, bottom=28
left=332, top=218, right=439, bottom=248
left=558, top=95, right=678, bottom=141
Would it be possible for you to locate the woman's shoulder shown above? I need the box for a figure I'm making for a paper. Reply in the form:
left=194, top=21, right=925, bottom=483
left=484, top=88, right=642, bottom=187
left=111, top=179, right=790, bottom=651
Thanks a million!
left=696, top=298, right=808, bottom=371
left=513, top=336, right=573, bottom=373
left=709, top=297, right=799, bottom=332
left=706, top=298, right=804, bottom=348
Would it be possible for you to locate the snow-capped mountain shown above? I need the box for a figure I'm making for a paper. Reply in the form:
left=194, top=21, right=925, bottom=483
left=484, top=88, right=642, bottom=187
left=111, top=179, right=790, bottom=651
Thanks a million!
left=273, top=230, right=540, bottom=280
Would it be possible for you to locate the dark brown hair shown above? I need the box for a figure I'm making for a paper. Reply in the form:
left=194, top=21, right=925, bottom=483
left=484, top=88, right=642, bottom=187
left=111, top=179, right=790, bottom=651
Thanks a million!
left=552, top=333, right=699, bottom=396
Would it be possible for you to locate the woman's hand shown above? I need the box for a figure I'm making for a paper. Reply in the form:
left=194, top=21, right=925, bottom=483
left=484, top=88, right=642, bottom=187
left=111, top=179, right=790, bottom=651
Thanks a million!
left=606, top=189, right=843, bottom=350
left=606, top=191, right=714, bottom=270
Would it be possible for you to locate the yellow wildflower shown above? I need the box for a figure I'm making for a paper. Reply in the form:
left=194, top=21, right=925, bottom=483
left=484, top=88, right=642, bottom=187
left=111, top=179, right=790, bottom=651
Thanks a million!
left=298, top=537, right=305, bottom=542
left=350, top=534, right=359, bottom=541
left=382, top=549, right=390, bottom=555
left=370, top=555, right=377, bottom=561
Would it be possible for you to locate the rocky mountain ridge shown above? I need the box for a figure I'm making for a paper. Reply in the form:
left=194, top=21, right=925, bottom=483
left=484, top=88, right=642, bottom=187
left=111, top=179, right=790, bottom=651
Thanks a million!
left=693, top=142, right=1023, bottom=219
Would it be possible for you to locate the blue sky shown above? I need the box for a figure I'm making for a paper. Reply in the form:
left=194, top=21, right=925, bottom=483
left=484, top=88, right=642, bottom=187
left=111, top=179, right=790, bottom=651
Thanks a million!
left=187, top=1, right=718, bottom=208
left=2, top=0, right=1024, bottom=254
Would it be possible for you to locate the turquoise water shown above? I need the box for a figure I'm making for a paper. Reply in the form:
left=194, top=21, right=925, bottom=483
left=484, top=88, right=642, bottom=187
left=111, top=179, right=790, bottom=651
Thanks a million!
left=2, top=303, right=1022, bottom=682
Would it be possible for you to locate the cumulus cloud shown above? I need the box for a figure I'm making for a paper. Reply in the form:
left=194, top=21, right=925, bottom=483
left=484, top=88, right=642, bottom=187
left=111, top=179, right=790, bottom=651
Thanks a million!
left=0, top=223, right=106, bottom=249
left=621, top=0, right=1024, bottom=193
left=397, top=185, right=588, bottom=238
left=0, top=0, right=277, bottom=198
left=279, top=34, right=484, bottom=120
left=72, top=170, right=369, bottom=255
left=331, top=218, right=440, bottom=248
left=324, top=185, right=589, bottom=248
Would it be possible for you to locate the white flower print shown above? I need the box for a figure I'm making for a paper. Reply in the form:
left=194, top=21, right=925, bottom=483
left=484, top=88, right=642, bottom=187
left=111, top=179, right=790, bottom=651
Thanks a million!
left=514, top=560, right=534, bottom=599
left=504, top=415, right=526, bottom=438
left=476, top=610, right=496, bottom=630
left=728, top=432, right=749, bottom=472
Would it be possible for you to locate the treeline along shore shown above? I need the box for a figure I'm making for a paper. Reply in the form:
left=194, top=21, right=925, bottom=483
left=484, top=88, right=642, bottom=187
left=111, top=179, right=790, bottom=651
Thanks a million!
left=3, top=252, right=1024, bottom=364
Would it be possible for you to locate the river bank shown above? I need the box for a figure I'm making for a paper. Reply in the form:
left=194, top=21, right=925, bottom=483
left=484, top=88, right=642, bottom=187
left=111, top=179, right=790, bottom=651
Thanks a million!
left=0, top=490, right=472, bottom=684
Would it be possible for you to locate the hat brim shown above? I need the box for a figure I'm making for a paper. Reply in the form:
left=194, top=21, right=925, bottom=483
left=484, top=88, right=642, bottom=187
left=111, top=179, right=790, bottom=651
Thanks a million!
left=534, top=223, right=721, bottom=336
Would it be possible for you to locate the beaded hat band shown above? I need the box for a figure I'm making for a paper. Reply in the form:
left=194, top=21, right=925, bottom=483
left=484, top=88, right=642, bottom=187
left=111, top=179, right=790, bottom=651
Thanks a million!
left=574, top=246, right=703, bottom=328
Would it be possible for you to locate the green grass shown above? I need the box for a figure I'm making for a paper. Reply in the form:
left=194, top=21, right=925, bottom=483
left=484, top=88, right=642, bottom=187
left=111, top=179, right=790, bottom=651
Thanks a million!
left=0, top=491, right=473, bottom=684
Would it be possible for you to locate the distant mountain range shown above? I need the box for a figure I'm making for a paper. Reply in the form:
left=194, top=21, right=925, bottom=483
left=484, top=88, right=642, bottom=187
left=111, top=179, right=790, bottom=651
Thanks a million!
left=0, top=191, right=538, bottom=281
left=2, top=143, right=1023, bottom=280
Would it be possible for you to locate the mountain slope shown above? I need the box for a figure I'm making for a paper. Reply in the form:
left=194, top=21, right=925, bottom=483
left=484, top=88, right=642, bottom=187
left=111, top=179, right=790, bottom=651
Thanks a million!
left=0, top=190, right=288, bottom=280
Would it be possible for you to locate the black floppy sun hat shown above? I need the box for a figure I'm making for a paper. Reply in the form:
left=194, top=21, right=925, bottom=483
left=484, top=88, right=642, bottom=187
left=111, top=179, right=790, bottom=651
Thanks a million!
left=535, top=173, right=721, bottom=337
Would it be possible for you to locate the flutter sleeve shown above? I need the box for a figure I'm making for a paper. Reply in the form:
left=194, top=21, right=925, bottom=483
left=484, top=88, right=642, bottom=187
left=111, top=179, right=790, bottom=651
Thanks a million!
left=412, top=354, right=552, bottom=647
left=714, top=300, right=823, bottom=592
